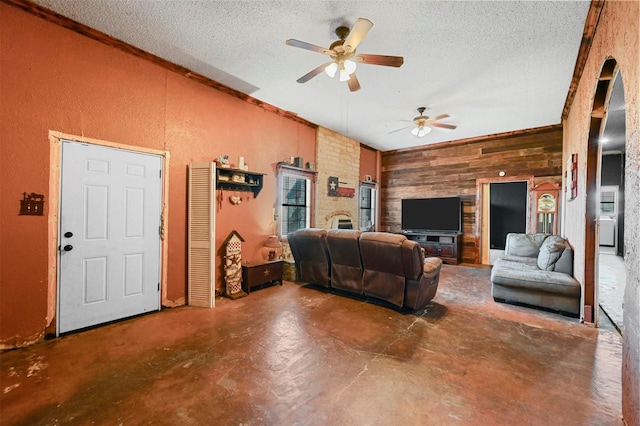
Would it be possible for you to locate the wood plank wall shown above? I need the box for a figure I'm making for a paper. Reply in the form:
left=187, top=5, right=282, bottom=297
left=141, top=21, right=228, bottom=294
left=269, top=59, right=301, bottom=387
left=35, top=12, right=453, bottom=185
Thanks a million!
left=380, top=125, right=563, bottom=264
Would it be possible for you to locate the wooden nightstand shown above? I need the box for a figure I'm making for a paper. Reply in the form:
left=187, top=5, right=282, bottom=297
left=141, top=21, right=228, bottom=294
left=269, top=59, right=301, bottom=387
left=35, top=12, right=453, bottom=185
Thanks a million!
left=241, top=260, right=284, bottom=294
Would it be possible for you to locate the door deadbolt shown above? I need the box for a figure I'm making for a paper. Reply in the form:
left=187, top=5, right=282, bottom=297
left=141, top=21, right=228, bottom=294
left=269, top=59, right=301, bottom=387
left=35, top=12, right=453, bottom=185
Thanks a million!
left=63, top=245, right=73, bottom=252
left=64, top=231, right=73, bottom=238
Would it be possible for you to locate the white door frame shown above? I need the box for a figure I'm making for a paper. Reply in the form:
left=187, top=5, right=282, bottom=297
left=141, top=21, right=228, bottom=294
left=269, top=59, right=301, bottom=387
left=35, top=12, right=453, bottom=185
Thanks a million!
left=47, top=131, right=170, bottom=336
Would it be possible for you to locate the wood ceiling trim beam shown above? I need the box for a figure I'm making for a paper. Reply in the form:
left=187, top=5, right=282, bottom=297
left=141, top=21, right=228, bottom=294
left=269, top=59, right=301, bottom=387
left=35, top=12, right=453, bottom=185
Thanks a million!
left=2, top=0, right=317, bottom=129
left=385, top=124, right=564, bottom=155
left=561, top=0, right=606, bottom=121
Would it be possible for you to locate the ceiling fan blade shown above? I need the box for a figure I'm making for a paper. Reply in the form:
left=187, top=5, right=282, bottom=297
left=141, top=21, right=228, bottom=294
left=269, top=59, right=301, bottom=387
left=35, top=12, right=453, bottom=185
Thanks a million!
left=297, top=63, right=331, bottom=84
left=343, top=18, right=373, bottom=53
left=430, top=114, right=451, bottom=121
left=286, top=39, right=330, bottom=55
left=355, top=54, right=404, bottom=68
left=431, top=123, right=457, bottom=130
left=388, top=125, right=411, bottom=134
left=347, top=73, right=361, bottom=92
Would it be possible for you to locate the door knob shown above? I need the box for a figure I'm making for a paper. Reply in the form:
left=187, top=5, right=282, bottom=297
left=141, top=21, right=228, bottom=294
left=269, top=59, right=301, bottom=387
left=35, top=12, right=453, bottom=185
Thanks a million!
left=64, top=231, right=73, bottom=238
left=63, top=245, right=73, bottom=252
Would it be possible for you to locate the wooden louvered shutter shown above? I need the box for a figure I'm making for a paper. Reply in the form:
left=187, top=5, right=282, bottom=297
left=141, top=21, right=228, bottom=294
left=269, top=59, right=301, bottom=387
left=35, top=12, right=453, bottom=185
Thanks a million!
left=188, top=162, right=216, bottom=307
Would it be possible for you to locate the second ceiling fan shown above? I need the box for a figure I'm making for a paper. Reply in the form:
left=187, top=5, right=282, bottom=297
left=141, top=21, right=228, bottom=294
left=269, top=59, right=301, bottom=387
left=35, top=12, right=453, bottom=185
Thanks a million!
left=412, top=107, right=457, bottom=137
left=390, top=107, right=458, bottom=137
left=286, top=18, right=404, bottom=92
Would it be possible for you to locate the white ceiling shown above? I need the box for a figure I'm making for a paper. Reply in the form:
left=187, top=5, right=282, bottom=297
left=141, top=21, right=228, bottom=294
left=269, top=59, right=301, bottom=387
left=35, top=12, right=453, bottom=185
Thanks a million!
left=32, top=0, right=591, bottom=152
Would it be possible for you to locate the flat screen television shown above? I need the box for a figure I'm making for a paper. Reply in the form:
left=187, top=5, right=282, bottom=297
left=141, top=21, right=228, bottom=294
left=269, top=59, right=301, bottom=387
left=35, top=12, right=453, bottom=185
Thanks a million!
left=401, top=196, right=462, bottom=233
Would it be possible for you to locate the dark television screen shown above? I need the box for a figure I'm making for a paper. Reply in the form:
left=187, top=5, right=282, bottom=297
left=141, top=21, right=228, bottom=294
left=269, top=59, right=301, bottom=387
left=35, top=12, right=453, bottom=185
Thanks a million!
left=401, top=197, right=461, bottom=233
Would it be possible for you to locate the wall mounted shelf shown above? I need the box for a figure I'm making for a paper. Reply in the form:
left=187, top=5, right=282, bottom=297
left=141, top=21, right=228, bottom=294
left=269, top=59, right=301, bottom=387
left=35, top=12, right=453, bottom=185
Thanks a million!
left=216, top=167, right=265, bottom=198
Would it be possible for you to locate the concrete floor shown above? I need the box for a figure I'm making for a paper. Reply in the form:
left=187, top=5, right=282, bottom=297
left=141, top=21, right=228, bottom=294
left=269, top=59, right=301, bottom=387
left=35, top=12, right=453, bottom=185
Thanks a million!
left=598, top=247, right=626, bottom=333
left=0, top=265, right=623, bottom=425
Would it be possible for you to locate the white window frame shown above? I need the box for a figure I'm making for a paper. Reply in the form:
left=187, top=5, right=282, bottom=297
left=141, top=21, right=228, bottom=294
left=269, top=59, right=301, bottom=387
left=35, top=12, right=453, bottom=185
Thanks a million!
left=278, top=167, right=314, bottom=238
left=359, top=182, right=377, bottom=231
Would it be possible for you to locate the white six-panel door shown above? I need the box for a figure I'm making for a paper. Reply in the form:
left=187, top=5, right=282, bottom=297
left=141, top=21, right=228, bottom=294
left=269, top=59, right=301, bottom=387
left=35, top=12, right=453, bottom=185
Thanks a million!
left=58, top=140, right=162, bottom=333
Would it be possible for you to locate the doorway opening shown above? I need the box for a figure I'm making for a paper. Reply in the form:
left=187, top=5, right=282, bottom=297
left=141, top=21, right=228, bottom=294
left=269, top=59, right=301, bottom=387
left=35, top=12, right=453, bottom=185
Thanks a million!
left=597, top=71, right=626, bottom=333
left=476, top=175, right=534, bottom=265
left=489, top=181, right=528, bottom=250
left=584, top=58, right=626, bottom=329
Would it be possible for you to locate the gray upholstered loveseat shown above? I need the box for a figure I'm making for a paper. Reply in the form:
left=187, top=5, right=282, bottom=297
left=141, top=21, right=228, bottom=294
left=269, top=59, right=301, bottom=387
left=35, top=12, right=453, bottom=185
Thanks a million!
left=490, top=233, right=581, bottom=316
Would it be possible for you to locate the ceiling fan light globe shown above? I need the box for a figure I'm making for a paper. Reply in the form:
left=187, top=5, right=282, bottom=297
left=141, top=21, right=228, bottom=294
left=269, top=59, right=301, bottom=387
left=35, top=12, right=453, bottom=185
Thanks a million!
left=339, top=68, right=351, bottom=82
left=412, top=126, right=431, bottom=137
left=324, top=62, right=338, bottom=78
left=343, top=59, right=357, bottom=74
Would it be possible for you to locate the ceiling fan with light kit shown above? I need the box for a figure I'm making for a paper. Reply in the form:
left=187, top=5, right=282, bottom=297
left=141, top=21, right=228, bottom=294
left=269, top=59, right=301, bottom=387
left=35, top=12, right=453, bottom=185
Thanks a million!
left=390, top=107, right=458, bottom=137
left=285, top=18, right=404, bottom=92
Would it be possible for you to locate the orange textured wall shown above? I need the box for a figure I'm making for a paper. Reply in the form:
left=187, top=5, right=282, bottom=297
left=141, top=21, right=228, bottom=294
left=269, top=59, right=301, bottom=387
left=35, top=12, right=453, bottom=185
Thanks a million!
left=0, top=3, right=316, bottom=347
left=359, top=145, right=378, bottom=182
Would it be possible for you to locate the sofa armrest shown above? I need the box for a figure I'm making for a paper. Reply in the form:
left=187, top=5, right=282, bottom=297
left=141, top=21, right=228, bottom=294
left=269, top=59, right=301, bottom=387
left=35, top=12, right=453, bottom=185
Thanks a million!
left=423, top=257, right=442, bottom=279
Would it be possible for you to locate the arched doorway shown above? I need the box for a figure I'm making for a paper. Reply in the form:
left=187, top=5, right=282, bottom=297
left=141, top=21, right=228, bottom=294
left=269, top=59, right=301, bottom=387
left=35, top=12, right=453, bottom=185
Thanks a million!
left=584, top=58, right=626, bottom=328
left=598, top=71, right=626, bottom=332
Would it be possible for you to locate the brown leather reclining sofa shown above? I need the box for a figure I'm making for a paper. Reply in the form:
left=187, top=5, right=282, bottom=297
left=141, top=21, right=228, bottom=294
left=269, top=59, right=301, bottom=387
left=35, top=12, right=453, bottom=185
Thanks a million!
left=287, top=228, right=442, bottom=310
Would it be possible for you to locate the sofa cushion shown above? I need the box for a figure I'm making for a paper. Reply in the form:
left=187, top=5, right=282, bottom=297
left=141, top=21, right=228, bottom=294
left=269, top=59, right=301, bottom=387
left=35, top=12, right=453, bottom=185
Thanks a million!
left=327, top=229, right=363, bottom=293
left=505, top=233, right=549, bottom=258
left=359, top=232, right=408, bottom=307
left=499, top=255, right=539, bottom=268
left=537, top=236, right=567, bottom=271
left=491, top=258, right=580, bottom=297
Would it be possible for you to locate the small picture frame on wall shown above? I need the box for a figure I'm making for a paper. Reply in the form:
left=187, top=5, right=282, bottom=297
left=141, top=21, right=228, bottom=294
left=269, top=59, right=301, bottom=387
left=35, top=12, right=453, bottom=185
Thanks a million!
left=566, top=153, right=578, bottom=200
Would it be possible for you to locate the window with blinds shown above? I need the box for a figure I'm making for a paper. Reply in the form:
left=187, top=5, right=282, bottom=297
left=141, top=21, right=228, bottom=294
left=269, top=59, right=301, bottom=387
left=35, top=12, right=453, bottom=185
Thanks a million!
left=280, top=174, right=311, bottom=237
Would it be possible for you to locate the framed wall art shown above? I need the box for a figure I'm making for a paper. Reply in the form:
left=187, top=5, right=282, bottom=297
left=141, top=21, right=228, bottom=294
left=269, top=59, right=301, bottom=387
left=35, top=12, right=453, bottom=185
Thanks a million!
left=566, top=153, right=578, bottom=200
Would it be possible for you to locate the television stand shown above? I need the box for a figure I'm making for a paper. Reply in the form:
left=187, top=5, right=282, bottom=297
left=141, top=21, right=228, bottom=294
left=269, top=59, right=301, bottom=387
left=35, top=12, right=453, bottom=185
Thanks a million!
left=403, top=232, right=462, bottom=265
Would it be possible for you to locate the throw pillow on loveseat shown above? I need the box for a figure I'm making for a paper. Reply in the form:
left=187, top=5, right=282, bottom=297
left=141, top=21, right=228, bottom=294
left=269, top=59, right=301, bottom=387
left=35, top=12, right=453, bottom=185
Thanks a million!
left=536, top=235, right=567, bottom=271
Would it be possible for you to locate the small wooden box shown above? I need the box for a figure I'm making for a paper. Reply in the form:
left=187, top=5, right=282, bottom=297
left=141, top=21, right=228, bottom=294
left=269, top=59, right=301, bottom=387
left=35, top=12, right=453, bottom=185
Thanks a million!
left=241, top=260, right=283, bottom=294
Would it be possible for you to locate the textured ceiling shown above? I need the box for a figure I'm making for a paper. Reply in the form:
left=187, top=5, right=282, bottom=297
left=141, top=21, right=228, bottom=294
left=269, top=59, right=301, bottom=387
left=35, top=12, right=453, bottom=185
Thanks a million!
left=32, top=0, right=592, bottom=152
